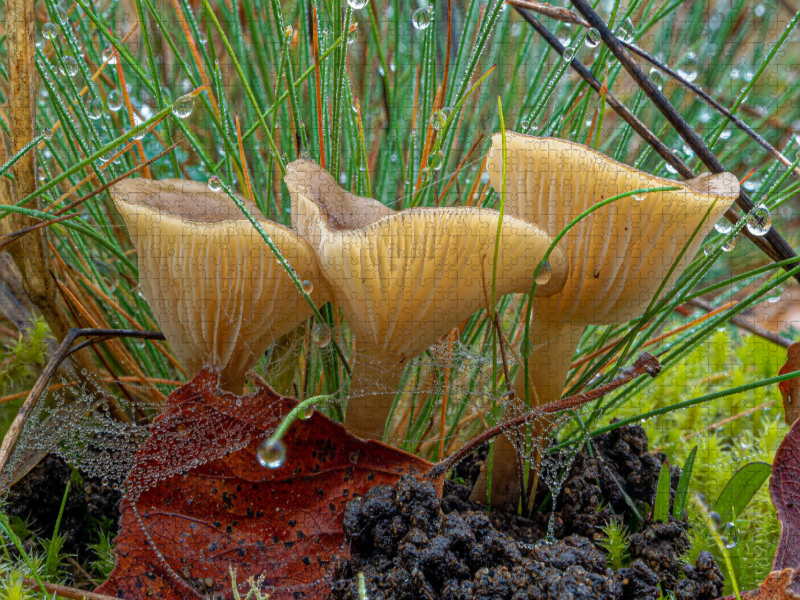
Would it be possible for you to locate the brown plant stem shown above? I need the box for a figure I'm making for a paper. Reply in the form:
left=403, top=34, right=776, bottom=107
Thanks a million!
left=22, top=579, right=123, bottom=600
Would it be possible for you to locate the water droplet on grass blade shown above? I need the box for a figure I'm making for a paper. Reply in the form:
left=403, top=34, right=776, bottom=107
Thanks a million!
left=429, top=149, right=445, bottom=171
left=300, top=404, right=315, bottom=420
left=312, top=323, right=331, bottom=348
left=208, top=176, right=222, bottom=192
left=420, top=167, right=432, bottom=182
left=412, top=7, right=432, bottom=30
left=43, top=23, right=58, bottom=40
left=257, top=439, right=286, bottom=469
left=347, top=24, right=358, bottom=44
left=102, top=45, right=117, bottom=64
left=715, top=220, right=732, bottom=234
left=722, top=235, right=737, bottom=252
left=347, top=0, right=368, bottom=9
left=562, top=46, right=575, bottom=62
left=131, top=115, right=147, bottom=140
left=430, top=110, right=447, bottom=131
left=616, top=17, right=634, bottom=43
left=172, top=94, right=195, bottom=119
left=585, top=28, right=601, bottom=48
left=87, top=98, right=103, bottom=120
left=41, top=128, right=53, bottom=141
left=535, top=260, right=551, bottom=285
left=302, top=280, right=314, bottom=294
left=520, top=336, right=533, bottom=358
left=720, top=522, right=739, bottom=548
left=746, top=205, right=771, bottom=236
left=59, top=56, right=79, bottom=77
left=704, top=244, right=716, bottom=257
left=107, top=91, right=122, bottom=112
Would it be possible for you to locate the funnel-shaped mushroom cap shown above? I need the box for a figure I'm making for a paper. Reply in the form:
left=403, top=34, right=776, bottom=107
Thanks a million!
left=487, top=134, right=740, bottom=325
left=286, top=159, right=569, bottom=363
left=111, top=178, right=326, bottom=393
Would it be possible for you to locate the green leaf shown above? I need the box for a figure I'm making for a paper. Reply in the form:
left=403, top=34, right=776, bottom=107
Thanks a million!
left=673, top=446, right=697, bottom=517
left=654, top=461, right=671, bottom=523
left=714, top=462, right=772, bottom=522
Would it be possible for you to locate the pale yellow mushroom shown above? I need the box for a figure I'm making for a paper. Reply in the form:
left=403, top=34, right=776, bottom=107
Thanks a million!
left=285, top=159, right=569, bottom=441
left=111, top=178, right=327, bottom=395
left=472, top=133, right=741, bottom=508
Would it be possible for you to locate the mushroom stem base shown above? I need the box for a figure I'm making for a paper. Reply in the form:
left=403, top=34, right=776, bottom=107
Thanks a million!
left=470, top=319, right=584, bottom=510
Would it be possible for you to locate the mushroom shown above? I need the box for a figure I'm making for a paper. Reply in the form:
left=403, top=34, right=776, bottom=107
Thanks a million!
left=110, top=178, right=327, bottom=395
left=285, top=159, right=569, bottom=440
left=473, top=133, right=740, bottom=507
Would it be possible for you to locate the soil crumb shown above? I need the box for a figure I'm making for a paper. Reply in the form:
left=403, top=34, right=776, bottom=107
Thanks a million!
left=330, top=425, right=724, bottom=600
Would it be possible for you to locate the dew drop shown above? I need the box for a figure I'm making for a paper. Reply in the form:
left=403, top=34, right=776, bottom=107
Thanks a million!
left=300, top=404, right=315, bottom=420
left=649, top=68, right=665, bottom=90
left=301, top=280, right=314, bottom=294
left=86, top=98, right=103, bottom=120
left=535, top=260, right=552, bottom=285
left=257, top=439, right=286, bottom=469
left=721, top=235, right=737, bottom=252
left=131, top=115, right=147, bottom=140
left=585, top=28, right=601, bottom=48
left=41, top=128, right=53, bottom=141
left=59, top=56, right=79, bottom=77
left=347, top=24, right=358, bottom=45
left=616, top=17, right=635, bottom=43
left=520, top=336, right=533, bottom=358
left=102, top=45, right=117, bottom=65
left=56, top=6, right=68, bottom=23
left=347, top=0, right=368, bottom=9
left=429, top=149, right=445, bottom=171
left=746, top=204, right=771, bottom=236
left=419, top=166, right=432, bottom=183
left=107, top=90, right=123, bottom=112
left=430, top=110, right=447, bottom=131
left=704, top=244, right=716, bottom=257
left=42, top=23, right=58, bottom=40
left=720, top=522, right=738, bottom=549
left=208, top=176, right=222, bottom=192
left=198, top=31, right=208, bottom=44
left=412, top=7, right=432, bottom=30
left=312, top=323, right=332, bottom=348
left=172, top=94, right=195, bottom=119
left=562, top=46, right=575, bottom=62
left=715, top=220, right=732, bottom=234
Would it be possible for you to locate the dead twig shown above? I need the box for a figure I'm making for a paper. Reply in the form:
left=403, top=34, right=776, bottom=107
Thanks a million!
left=0, top=328, right=165, bottom=486
left=22, top=579, right=123, bottom=600
left=427, top=352, right=662, bottom=479
left=688, top=298, right=793, bottom=348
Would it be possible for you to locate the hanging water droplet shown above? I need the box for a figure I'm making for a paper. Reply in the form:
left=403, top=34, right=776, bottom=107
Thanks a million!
left=535, top=260, right=552, bottom=285
left=301, top=280, right=314, bottom=294
left=430, top=110, right=447, bottom=131
left=59, top=56, right=79, bottom=77
left=208, top=176, right=222, bottom=192
left=429, top=149, right=445, bottom=171
left=585, top=28, right=601, bottom=48
left=746, top=204, right=771, bottom=236
left=347, top=24, right=358, bottom=44
left=102, top=45, right=117, bottom=64
left=257, top=439, right=286, bottom=469
left=300, top=403, right=315, bottom=420
left=172, top=94, right=195, bottom=119
left=35, top=31, right=45, bottom=49
left=704, top=244, right=716, bottom=257
left=43, top=23, right=58, bottom=40
left=562, top=46, right=575, bottom=62
left=616, top=17, right=634, bottom=43
left=347, top=0, right=368, bottom=9
left=520, top=336, right=533, bottom=358
left=56, top=6, right=68, bottom=23
left=412, top=7, right=432, bottom=30
left=41, top=128, right=53, bottom=141
left=101, top=477, right=109, bottom=486
left=198, top=31, right=208, bottom=44
left=107, top=90, right=123, bottom=112
left=720, top=522, right=739, bottom=549
left=721, top=235, right=737, bottom=252
left=419, top=166, right=432, bottom=183
left=86, top=98, right=103, bottom=120
left=631, top=193, right=644, bottom=202
left=715, top=220, right=733, bottom=234
left=284, top=25, right=293, bottom=39
left=649, top=68, right=665, bottom=90
left=131, top=115, right=146, bottom=140
left=312, top=323, right=332, bottom=348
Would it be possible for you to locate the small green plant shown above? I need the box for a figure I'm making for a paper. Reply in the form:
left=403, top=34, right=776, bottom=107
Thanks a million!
left=229, top=566, right=270, bottom=600
left=0, top=570, right=36, bottom=600
left=598, top=518, right=630, bottom=571
left=0, top=318, right=50, bottom=396
left=654, top=462, right=672, bottom=523
left=89, top=530, right=116, bottom=582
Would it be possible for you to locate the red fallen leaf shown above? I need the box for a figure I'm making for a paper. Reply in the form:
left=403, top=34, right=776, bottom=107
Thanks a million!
left=96, top=368, right=436, bottom=599
left=771, top=417, right=800, bottom=592
left=719, top=569, right=800, bottom=600
left=778, top=343, right=800, bottom=425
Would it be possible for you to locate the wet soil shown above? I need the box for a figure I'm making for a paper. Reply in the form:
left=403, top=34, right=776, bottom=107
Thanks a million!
left=330, top=425, right=725, bottom=600
left=4, top=454, right=121, bottom=560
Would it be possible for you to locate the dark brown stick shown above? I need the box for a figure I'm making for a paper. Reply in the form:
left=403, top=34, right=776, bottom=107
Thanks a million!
left=514, top=7, right=800, bottom=283
left=568, top=0, right=800, bottom=274
left=22, top=579, right=123, bottom=600
left=688, top=298, right=793, bottom=348
left=427, top=352, right=662, bottom=479
left=0, top=328, right=165, bottom=484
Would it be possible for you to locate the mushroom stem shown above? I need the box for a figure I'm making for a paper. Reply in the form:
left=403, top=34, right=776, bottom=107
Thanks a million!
left=344, top=349, right=407, bottom=441
left=470, top=318, right=584, bottom=509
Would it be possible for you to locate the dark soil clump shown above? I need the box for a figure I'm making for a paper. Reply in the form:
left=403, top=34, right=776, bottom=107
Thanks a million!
left=330, top=425, right=724, bottom=600
left=4, top=454, right=121, bottom=558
